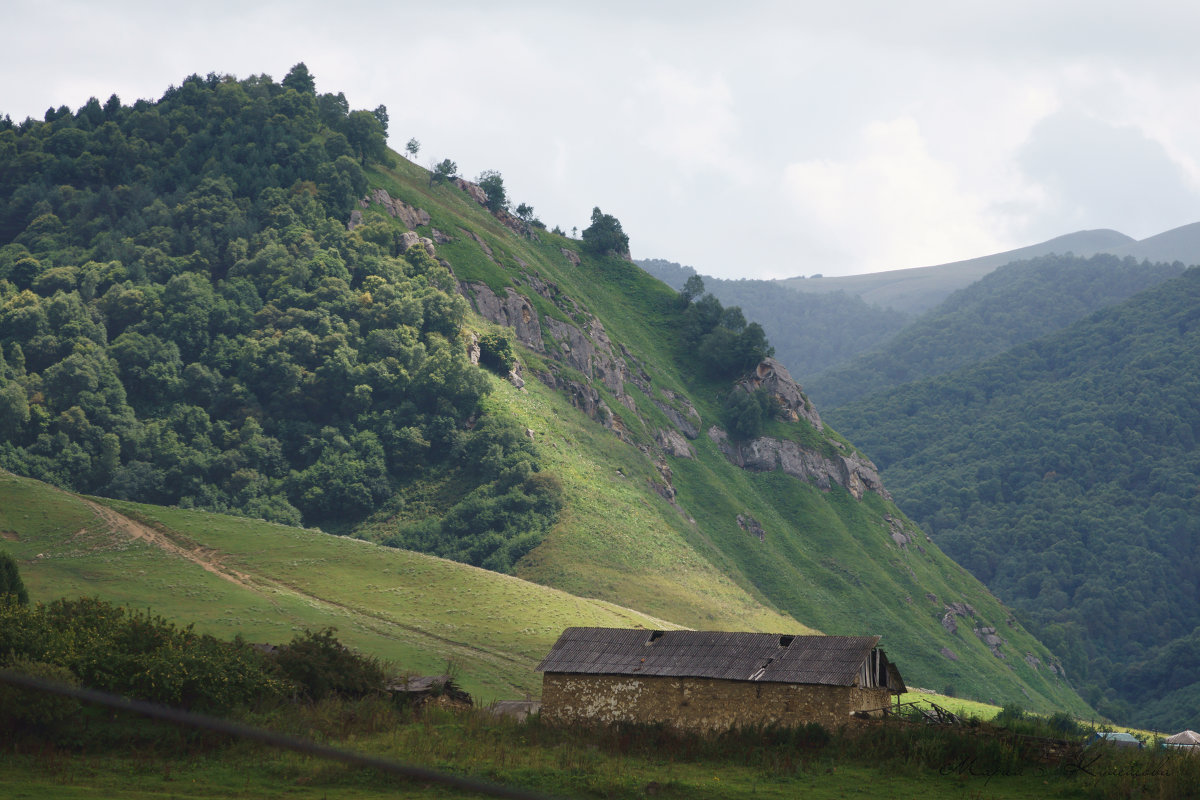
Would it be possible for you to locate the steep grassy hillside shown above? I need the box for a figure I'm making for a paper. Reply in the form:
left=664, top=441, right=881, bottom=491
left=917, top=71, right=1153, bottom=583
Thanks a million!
left=0, top=67, right=1092, bottom=716
left=0, top=469, right=680, bottom=702
left=824, top=268, right=1200, bottom=728
left=352, top=150, right=1092, bottom=716
left=807, top=253, right=1187, bottom=409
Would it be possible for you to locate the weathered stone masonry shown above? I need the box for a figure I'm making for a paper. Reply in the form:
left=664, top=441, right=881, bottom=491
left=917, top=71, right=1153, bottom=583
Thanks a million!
left=541, top=673, right=892, bottom=732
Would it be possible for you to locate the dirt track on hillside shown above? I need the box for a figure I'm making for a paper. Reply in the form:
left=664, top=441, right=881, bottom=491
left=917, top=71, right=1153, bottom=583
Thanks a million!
left=81, top=498, right=257, bottom=591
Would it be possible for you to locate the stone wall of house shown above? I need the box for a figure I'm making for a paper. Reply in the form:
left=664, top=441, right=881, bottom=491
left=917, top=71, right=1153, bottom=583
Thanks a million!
left=541, top=673, right=892, bottom=732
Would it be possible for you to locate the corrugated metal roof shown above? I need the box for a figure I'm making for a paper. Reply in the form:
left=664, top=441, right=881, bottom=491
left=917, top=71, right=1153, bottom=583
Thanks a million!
left=535, top=628, right=884, bottom=687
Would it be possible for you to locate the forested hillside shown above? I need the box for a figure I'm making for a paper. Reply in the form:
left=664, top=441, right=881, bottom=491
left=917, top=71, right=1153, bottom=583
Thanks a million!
left=0, top=66, right=560, bottom=572
left=825, top=269, right=1200, bottom=728
left=808, top=254, right=1188, bottom=409
left=0, top=66, right=1094, bottom=717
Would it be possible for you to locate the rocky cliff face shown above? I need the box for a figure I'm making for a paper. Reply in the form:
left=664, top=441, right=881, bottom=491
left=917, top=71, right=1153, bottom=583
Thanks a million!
left=706, top=426, right=890, bottom=501
left=736, top=358, right=823, bottom=430
left=463, top=247, right=892, bottom=505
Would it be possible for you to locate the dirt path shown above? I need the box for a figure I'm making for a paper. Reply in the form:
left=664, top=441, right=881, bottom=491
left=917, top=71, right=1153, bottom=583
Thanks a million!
left=81, top=498, right=258, bottom=592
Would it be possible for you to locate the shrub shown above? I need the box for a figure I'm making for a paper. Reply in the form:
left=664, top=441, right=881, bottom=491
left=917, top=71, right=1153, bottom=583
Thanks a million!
left=0, top=658, right=82, bottom=732
left=478, top=331, right=515, bottom=373
left=581, top=207, right=629, bottom=257
left=270, top=628, right=387, bottom=702
left=0, top=551, right=27, bottom=605
left=0, top=596, right=289, bottom=712
left=721, top=387, right=777, bottom=440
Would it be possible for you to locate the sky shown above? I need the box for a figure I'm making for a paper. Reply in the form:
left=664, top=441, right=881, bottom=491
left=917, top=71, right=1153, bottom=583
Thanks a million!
left=5, top=1, right=1200, bottom=279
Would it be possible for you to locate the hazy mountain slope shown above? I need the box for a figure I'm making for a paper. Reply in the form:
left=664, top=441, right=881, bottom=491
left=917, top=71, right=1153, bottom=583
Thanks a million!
left=823, top=268, right=1200, bottom=726
left=774, top=229, right=1134, bottom=315
left=1108, top=220, right=1200, bottom=265
left=0, top=469, right=677, bottom=702
left=807, top=253, right=1188, bottom=409
left=638, top=258, right=909, bottom=380
left=0, top=68, right=1092, bottom=716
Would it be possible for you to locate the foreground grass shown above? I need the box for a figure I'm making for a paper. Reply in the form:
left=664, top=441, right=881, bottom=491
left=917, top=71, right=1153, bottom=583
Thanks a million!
left=5, top=701, right=1196, bottom=800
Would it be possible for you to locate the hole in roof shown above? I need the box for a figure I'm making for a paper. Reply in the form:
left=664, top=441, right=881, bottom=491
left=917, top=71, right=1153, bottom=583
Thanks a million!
left=779, top=635, right=795, bottom=648
left=646, top=630, right=664, bottom=645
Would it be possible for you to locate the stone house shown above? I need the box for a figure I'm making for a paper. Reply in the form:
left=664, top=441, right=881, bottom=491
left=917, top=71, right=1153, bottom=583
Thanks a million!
left=536, top=627, right=905, bottom=732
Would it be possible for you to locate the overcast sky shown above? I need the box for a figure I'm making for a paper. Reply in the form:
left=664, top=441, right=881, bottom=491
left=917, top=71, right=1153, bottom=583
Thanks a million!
left=5, top=1, right=1200, bottom=278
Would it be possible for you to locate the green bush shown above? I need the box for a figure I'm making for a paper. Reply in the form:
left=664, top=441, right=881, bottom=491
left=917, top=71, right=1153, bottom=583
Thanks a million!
left=721, top=387, right=777, bottom=440
left=0, top=551, right=27, bottom=605
left=0, top=596, right=289, bottom=712
left=478, top=331, right=515, bottom=373
left=0, top=657, right=82, bottom=732
left=270, top=628, right=387, bottom=702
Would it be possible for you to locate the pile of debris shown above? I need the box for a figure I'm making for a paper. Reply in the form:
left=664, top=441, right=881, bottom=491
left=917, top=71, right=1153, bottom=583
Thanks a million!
left=387, top=675, right=472, bottom=709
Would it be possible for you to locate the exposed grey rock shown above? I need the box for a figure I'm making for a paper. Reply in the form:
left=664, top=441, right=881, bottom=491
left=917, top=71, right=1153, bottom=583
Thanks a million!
left=348, top=209, right=364, bottom=230
left=941, top=612, right=959, bottom=635
left=945, top=601, right=977, bottom=618
left=1024, top=653, right=1042, bottom=670
left=656, top=428, right=694, bottom=458
left=431, top=228, right=452, bottom=244
left=884, top=514, right=912, bottom=548
left=736, top=514, right=765, bottom=541
left=399, top=231, right=436, bottom=256
left=535, top=370, right=601, bottom=418
left=706, top=427, right=890, bottom=501
left=454, top=178, right=488, bottom=206
left=542, top=316, right=629, bottom=398
left=736, top=358, right=823, bottom=430
left=466, top=283, right=544, bottom=351
left=974, top=625, right=1007, bottom=659
left=509, top=361, right=525, bottom=390
left=655, top=400, right=700, bottom=439
left=940, top=647, right=960, bottom=661
left=467, top=333, right=481, bottom=365
left=366, top=188, right=431, bottom=230
left=561, top=248, right=581, bottom=266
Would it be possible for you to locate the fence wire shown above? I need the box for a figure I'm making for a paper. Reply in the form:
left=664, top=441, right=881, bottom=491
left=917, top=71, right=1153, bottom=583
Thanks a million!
left=0, top=668, right=565, bottom=800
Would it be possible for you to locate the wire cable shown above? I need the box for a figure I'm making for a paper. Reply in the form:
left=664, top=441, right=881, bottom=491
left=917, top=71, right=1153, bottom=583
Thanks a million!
left=0, top=668, right=564, bottom=800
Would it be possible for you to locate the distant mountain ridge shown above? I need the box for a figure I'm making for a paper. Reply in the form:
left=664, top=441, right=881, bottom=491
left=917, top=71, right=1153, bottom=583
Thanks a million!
left=805, top=253, right=1189, bottom=409
left=769, top=222, right=1200, bottom=317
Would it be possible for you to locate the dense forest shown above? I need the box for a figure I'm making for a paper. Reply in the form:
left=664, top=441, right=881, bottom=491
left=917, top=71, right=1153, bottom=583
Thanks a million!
left=0, top=65, right=560, bottom=572
left=807, top=253, right=1189, bottom=409
left=637, top=259, right=909, bottom=381
left=825, top=269, right=1200, bottom=728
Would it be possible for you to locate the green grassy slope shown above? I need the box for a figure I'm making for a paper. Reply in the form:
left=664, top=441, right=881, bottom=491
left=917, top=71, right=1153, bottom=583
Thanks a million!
left=350, top=157, right=1094, bottom=716
left=0, top=469, right=678, bottom=703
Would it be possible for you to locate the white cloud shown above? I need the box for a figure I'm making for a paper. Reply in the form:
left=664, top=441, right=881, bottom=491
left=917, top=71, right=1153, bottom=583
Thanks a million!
left=634, top=65, right=751, bottom=181
left=781, top=118, right=1005, bottom=272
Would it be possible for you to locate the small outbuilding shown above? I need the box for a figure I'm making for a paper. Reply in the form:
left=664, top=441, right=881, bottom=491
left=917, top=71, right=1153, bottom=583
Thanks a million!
left=1165, top=730, right=1200, bottom=750
left=536, top=627, right=905, bottom=732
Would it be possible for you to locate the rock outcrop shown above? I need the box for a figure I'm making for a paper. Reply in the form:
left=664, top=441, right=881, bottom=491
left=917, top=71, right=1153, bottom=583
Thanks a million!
left=736, top=358, right=822, bottom=430
left=707, top=426, right=890, bottom=501
left=454, top=178, right=489, bottom=206
left=736, top=514, right=766, bottom=541
left=656, top=428, right=694, bottom=459
left=360, top=189, right=431, bottom=230
left=464, top=283, right=544, bottom=351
